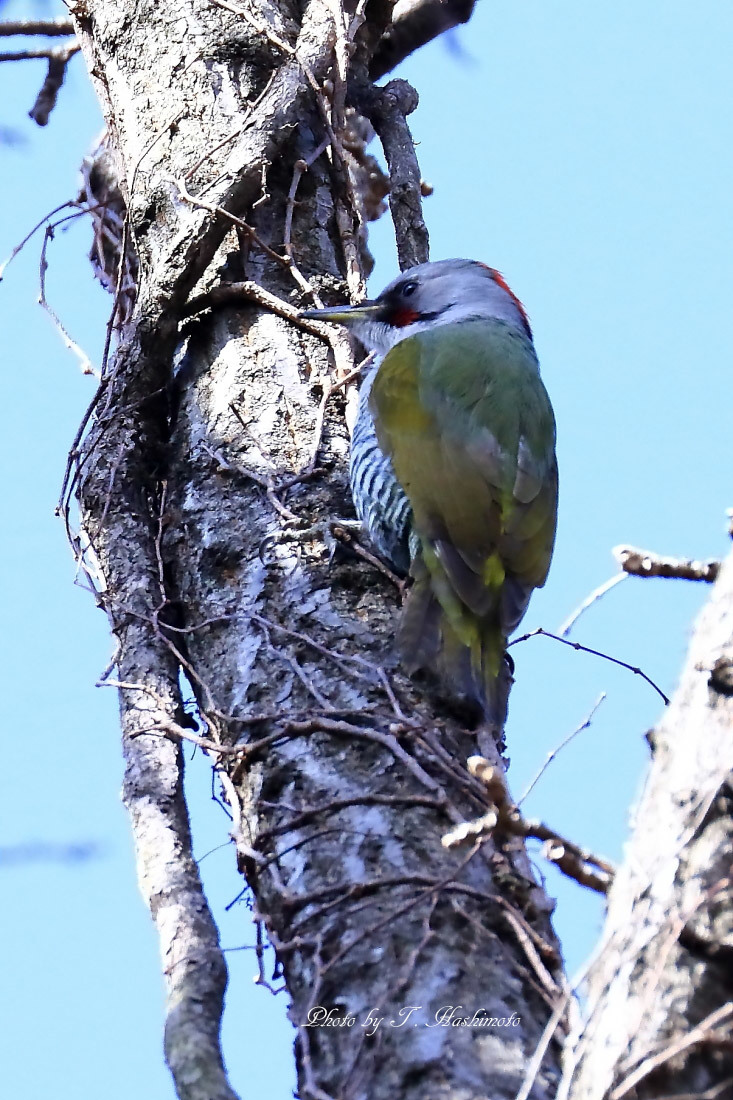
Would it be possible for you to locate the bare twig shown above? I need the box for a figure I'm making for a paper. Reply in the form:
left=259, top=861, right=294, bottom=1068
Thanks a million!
left=510, top=626, right=670, bottom=706
left=519, top=693, right=607, bottom=805
left=559, top=543, right=721, bottom=638
left=185, top=71, right=278, bottom=186
left=134, top=704, right=478, bottom=843
left=78, top=138, right=139, bottom=327
left=186, top=280, right=356, bottom=401
left=97, top=109, right=185, bottom=384
left=514, top=991, right=572, bottom=1100
left=614, top=544, right=721, bottom=583
left=303, top=380, right=331, bottom=474
left=221, top=408, right=302, bottom=522
left=183, top=280, right=328, bottom=336
left=259, top=793, right=445, bottom=841
left=275, top=25, right=367, bottom=301
left=516, top=941, right=609, bottom=1100
left=532, top=829, right=614, bottom=895
left=184, top=125, right=245, bottom=183
left=346, top=0, right=370, bottom=42
left=0, top=18, right=75, bottom=37
left=559, top=572, right=628, bottom=637
left=0, top=199, right=80, bottom=282
left=492, top=896, right=561, bottom=998
left=0, top=46, right=73, bottom=60
left=331, top=523, right=405, bottom=589
left=175, top=176, right=294, bottom=271
left=39, top=222, right=98, bottom=375
left=278, top=347, right=369, bottom=488
left=284, top=140, right=329, bottom=267
left=329, top=351, right=374, bottom=394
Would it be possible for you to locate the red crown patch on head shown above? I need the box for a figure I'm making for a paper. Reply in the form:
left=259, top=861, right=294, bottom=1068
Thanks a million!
left=479, top=263, right=532, bottom=338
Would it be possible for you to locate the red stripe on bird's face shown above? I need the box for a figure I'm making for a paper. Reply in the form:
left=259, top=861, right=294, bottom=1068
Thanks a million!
left=389, top=306, right=421, bottom=328
left=479, top=263, right=532, bottom=338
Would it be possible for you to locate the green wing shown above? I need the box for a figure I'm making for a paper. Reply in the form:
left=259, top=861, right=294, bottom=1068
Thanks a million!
left=369, top=318, right=557, bottom=720
left=370, top=318, right=558, bottom=632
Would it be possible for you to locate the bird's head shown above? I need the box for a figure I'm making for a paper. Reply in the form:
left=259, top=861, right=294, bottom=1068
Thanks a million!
left=301, top=259, right=532, bottom=354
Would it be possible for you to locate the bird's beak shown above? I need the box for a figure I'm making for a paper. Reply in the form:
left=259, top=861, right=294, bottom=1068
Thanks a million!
left=299, top=300, right=382, bottom=326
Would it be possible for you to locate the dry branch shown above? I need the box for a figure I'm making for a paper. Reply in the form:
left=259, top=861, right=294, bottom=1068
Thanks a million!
left=117, top=678, right=239, bottom=1100
left=0, top=39, right=80, bottom=125
left=614, top=544, right=721, bottom=583
left=0, top=46, right=70, bottom=59
left=357, top=77, right=429, bottom=269
left=560, top=542, right=723, bottom=638
left=0, top=18, right=75, bottom=37
left=443, top=758, right=615, bottom=896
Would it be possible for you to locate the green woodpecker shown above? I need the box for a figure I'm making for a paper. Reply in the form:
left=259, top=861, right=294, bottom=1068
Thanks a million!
left=303, top=259, right=558, bottom=726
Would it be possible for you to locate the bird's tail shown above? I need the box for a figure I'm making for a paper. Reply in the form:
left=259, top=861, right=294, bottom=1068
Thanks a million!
left=399, top=553, right=513, bottom=729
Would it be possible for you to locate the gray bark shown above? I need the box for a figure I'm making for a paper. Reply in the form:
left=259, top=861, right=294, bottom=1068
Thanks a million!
left=70, top=0, right=564, bottom=1098
left=561, top=548, right=733, bottom=1100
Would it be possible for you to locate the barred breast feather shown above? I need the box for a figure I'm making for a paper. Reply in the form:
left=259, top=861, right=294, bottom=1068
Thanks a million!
left=349, top=362, right=414, bottom=576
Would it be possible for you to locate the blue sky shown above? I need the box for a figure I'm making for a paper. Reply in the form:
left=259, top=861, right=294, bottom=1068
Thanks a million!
left=2, top=2, right=731, bottom=1096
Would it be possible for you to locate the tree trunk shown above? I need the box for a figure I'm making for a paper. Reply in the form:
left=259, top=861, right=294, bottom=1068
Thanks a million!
left=561, top=547, right=733, bottom=1100
left=70, top=1, right=564, bottom=1097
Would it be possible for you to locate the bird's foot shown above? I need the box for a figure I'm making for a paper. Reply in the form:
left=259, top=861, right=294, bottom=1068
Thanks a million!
left=274, top=517, right=359, bottom=563
left=276, top=518, right=405, bottom=592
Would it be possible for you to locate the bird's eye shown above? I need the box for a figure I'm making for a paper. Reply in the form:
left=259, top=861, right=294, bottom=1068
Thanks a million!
left=401, top=280, right=418, bottom=298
